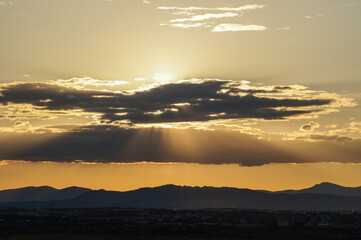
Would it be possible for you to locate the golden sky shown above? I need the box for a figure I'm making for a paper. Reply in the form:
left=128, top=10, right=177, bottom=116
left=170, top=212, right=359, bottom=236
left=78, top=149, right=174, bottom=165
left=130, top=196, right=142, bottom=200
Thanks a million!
left=0, top=0, right=360, bottom=190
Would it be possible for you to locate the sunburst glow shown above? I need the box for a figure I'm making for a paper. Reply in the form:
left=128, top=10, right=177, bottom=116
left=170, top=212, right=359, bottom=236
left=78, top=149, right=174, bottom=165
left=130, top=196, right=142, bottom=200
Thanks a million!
left=152, top=72, right=175, bottom=83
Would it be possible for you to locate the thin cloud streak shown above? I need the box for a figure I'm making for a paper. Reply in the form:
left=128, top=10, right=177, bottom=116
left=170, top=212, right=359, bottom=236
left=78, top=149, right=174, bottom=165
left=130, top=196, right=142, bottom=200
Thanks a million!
left=161, top=23, right=210, bottom=29
left=212, top=24, right=267, bottom=32
left=157, top=4, right=264, bottom=12
left=170, top=12, right=238, bottom=23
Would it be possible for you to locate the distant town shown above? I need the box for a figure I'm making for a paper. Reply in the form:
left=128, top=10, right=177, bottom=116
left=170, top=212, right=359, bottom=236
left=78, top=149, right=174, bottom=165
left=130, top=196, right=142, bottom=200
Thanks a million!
left=1, top=208, right=361, bottom=239
left=6, top=208, right=361, bottom=228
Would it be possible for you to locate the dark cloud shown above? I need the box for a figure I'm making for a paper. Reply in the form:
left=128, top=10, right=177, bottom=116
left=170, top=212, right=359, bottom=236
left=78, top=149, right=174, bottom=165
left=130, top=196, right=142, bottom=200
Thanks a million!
left=0, top=80, right=334, bottom=123
left=0, top=125, right=304, bottom=166
left=0, top=125, right=360, bottom=166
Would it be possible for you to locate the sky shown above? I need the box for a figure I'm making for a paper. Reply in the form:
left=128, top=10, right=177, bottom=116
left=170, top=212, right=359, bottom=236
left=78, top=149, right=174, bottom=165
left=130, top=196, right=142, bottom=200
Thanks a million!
left=0, top=0, right=360, bottom=191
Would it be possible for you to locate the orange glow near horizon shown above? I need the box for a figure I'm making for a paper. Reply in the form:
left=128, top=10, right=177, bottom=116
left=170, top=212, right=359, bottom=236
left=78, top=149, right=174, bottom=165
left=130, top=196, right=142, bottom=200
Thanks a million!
left=1, top=161, right=361, bottom=191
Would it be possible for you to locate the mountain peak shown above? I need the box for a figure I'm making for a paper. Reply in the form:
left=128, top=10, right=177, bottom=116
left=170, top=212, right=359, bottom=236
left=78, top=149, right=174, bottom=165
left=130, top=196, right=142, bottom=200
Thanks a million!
left=60, top=186, right=91, bottom=191
left=312, top=182, right=343, bottom=189
left=150, top=184, right=183, bottom=190
left=316, top=182, right=339, bottom=186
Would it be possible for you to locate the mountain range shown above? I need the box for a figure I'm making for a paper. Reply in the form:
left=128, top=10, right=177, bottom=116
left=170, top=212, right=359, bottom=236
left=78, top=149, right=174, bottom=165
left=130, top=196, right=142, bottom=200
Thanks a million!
left=0, top=182, right=361, bottom=210
left=0, top=186, right=90, bottom=202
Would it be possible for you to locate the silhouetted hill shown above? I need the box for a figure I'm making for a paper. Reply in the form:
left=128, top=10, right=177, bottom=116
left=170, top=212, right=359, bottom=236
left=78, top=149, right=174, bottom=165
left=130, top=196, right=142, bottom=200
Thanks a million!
left=1, top=184, right=361, bottom=210
left=0, top=186, right=91, bottom=202
left=277, top=182, right=361, bottom=197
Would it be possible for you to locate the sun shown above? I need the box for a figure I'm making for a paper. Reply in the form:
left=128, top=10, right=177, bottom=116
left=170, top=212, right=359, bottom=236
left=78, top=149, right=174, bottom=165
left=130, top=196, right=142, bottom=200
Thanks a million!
left=152, top=72, right=174, bottom=83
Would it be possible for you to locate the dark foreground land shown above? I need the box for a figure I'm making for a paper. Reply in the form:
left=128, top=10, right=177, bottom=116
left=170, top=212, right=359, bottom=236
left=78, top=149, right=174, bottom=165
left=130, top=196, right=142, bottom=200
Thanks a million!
left=0, top=208, right=361, bottom=240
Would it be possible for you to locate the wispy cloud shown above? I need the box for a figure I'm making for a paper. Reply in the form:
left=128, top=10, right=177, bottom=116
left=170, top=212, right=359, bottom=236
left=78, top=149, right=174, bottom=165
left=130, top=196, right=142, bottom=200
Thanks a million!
left=282, top=120, right=361, bottom=143
left=54, top=77, right=129, bottom=90
left=277, top=27, right=291, bottom=31
left=212, top=24, right=266, bottom=32
left=161, top=22, right=211, bottom=29
left=0, top=1, right=13, bottom=6
left=302, top=14, right=325, bottom=20
left=158, top=4, right=266, bottom=32
left=300, top=121, right=320, bottom=132
left=170, top=12, right=238, bottom=23
left=157, top=4, right=264, bottom=12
